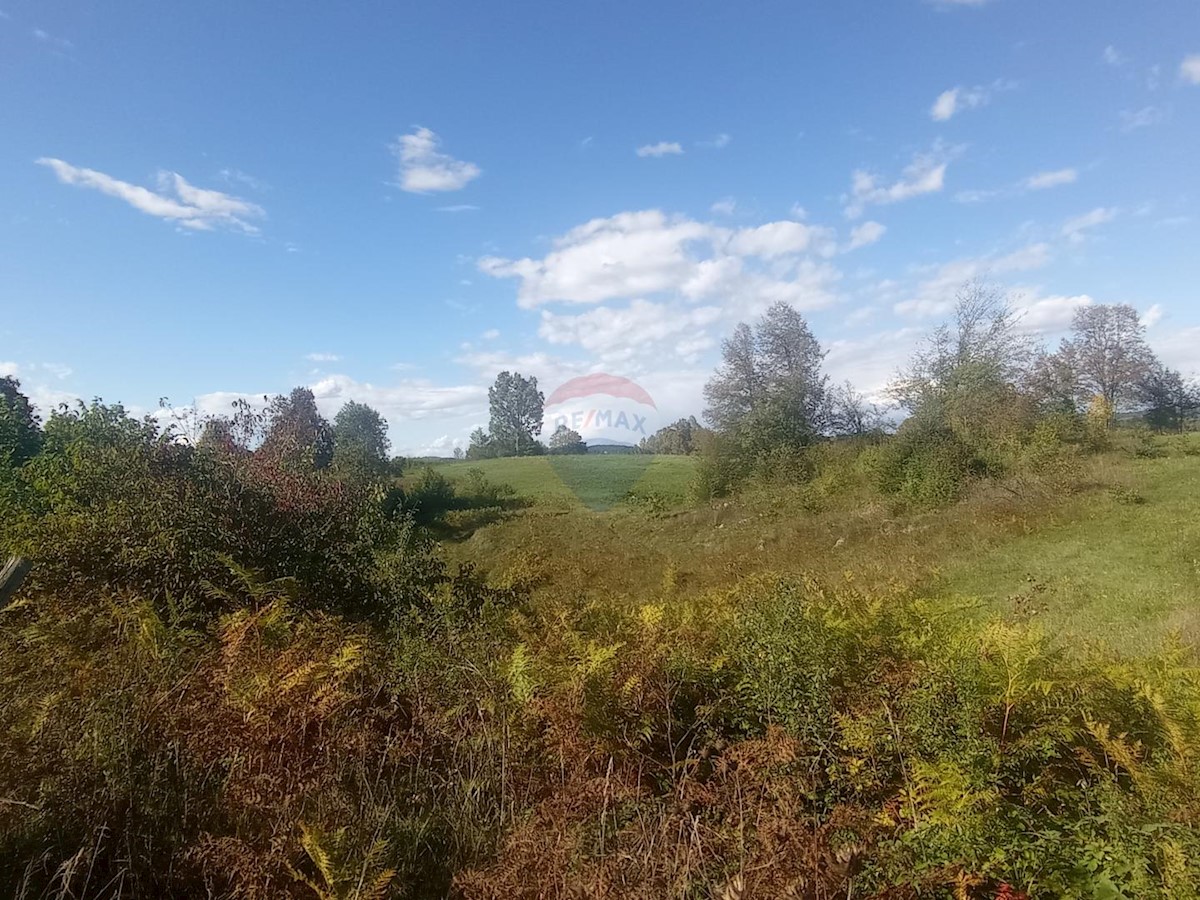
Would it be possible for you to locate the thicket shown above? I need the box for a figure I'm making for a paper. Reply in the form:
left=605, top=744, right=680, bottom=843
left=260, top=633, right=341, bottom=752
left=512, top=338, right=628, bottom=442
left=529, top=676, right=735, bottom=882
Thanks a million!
left=689, top=284, right=1195, bottom=506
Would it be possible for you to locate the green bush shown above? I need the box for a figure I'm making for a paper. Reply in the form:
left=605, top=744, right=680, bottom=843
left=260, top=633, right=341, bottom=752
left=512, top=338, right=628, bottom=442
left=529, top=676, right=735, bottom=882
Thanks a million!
left=0, top=401, right=436, bottom=620
left=873, top=417, right=988, bottom=506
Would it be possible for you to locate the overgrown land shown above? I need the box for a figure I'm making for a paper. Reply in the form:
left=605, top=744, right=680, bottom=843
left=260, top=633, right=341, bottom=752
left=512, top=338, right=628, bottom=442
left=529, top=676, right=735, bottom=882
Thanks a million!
left=2, top=284, right=1199, bottom=899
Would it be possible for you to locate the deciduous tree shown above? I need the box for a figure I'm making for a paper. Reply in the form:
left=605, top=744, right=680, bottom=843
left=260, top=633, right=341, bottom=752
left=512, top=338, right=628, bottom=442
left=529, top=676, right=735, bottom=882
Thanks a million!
left=548, top=424, right=587, bottom=455
left=0, top=377, right=42, bottom=466
left=487, top=371, right=544, bottom=457
left=332, top=401, right=390, bottom=477
left=259, top=387, right=334, bottom=470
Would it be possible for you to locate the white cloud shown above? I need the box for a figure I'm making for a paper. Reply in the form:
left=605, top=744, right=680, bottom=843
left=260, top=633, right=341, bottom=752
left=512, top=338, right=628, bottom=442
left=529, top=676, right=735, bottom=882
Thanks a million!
left=482, top=328, right=501, bottom=340
left=1120, top=106, right=1169, bottom=132
left=1182, top=55, right=1200, bottom=85
left=1025, top=168, right=1078, bottom=190
left=955, top=188, right=1007, bottom=204
left=956, top=167, right=1078, bottom=203
left=894, top=243, right=1052, bottom=317
left=1141, top=304, right=1163, bottom=328
left=1062, top=207, right=1117, bottom=243
left=31, top=26, right=72, bottom=50
left=845, top=221, right=887, bottom=251
left=305, top=352, right=340, bottom=363
left=538, top=299, right=723, bottom=366
left=391, top=126, right=481, bottom=193
left=1012, top=292, right=1093, bottom=333
left=825, top=327, right=926, bottom=401
left=37, top=158, right=266, bottom=233
left=843, top=143, right=957, bottom=218
left=925, top=0, right=992, bottom=7
left=711, top=197, right=737, bottom=216
left=435, top=204, right=479, bottom=212
left=698, top=133, right=731, bottom=149
left=726, top=220, right=833, bottom=258
left=1152, top=326, right=1200, bottom=376
left=929, top=80, right=1012, bottom=121
left=635, top=141, right=684, bottom=158
left=478, top=209, right=841, bottom=315
left=218, top=168, right=266, bottom=191
left=1103, top=45, right=1127, bottom=67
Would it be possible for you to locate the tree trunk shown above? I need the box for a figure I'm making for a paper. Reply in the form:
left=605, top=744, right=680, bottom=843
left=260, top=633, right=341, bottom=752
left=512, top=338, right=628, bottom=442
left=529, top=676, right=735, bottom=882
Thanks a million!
left=0, top=556, right=32, bottom=609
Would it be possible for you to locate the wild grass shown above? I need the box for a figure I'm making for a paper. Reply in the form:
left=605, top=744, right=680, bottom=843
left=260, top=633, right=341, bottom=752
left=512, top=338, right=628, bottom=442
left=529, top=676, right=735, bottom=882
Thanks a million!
left=418, top=454, right=697, bottom=510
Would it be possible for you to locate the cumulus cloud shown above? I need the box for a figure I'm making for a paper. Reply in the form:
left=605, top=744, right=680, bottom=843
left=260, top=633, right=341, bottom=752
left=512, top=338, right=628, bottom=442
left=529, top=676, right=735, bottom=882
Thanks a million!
left=538, top=299, right=722, bottom=366
left=635, top=141, right=684, bottom=158
left=1062, top=207, right=1117, bottom=243
left=478, top=209, right=841, bottom=315
left=1182, top=55, right=1200, bottom=85
left=305, top=352, right=340, bottom=363
left=1012, top=292, right=1093, bottom=333
left=1141, top=304, right=1164, bottom=328
left=36, top=158, right=266, bottom=233
left=710, top=197, right=737, bottom=216
left=843, top=143, right=958, bottom=218
left=391, top=126, right=481, bottom=193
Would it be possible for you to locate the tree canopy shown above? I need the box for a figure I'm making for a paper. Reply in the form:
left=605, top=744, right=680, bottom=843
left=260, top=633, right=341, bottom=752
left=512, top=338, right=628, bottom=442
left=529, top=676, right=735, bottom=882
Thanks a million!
left=487, top=371, right=544, bottom=457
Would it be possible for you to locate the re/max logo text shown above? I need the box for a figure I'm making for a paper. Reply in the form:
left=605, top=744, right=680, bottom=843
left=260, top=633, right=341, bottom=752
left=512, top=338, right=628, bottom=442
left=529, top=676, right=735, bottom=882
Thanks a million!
left=552, top=409, right=648, bottom=434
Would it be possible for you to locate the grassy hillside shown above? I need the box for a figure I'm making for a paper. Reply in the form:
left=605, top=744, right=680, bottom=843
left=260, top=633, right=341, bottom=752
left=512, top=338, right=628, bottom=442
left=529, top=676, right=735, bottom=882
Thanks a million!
left=418, top=453, right=697, bottom=509
left=443, top=438, right=1200, bottom=656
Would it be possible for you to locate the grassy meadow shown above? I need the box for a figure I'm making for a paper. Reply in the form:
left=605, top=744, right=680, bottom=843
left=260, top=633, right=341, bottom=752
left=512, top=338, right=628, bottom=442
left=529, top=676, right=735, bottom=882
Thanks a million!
left=417, top=453, right=698, bottom=509
left=440, top=435, right=1200, bottom=655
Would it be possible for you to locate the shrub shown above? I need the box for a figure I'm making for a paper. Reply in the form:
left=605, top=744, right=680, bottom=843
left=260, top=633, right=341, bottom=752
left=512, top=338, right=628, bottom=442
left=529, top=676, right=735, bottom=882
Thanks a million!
left=403, top=466, right=458, bottom=524
left=874, top=416, right=988, bottom=506
left=0, top=401, right=436, bottom=620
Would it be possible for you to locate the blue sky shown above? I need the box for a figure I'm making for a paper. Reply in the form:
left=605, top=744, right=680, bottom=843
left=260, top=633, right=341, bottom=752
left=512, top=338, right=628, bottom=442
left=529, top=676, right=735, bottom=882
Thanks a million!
left=2, top=0, right=1198, bottom=454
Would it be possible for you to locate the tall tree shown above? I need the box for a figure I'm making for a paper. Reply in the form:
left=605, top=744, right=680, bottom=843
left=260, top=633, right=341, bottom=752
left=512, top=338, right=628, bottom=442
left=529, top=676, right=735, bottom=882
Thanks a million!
left=826, top=380, right=885, bottom=436
left=259, top=387, right=334, bottom=469
left=487, top=372, right=544, bottom=457
left=703, top=323, right=760, bottom=433
left=0, top=376, right=42, bottom=466
left=1140, top=364, right=1199, bottom=433
left=756, top=301, right=828, bottom=434
left=332, top=401, right=390, bottom=477
left=703, top=302, right=827, bottom=446
left=466, top=427, right=495, bottom=460
left=1064, top=304, right=1156, bottom=412
left=891, top=281, right=1032, bottom=415
left=1029, top=341, right=1085, bottom=415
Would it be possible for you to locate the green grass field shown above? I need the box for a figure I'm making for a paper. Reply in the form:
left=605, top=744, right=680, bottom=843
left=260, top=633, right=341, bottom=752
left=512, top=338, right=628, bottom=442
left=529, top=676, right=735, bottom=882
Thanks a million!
left=418, top=453, right=698, bottom=509
left=940, top=449, right=1200, bottom=654
left=430, top=437, right=1200, bottom=657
